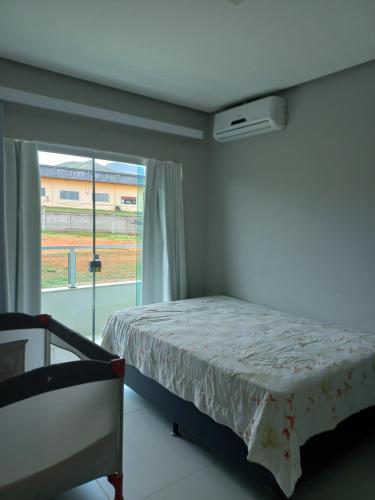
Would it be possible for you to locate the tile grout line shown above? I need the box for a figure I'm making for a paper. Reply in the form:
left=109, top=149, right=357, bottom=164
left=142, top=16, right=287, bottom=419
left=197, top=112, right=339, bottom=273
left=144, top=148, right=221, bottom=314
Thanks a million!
left=139, top=463, right=213, bottom=500
left=124, top=405, right=149, bottom=416
left=123, top=398, right=218, bottom=499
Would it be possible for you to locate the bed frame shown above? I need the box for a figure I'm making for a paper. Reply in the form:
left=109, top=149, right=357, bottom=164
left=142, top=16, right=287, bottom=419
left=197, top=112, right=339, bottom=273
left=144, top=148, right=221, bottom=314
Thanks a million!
left=125, top=363, right=375, bottom=499
left=0, top=313, right=124, bottom=500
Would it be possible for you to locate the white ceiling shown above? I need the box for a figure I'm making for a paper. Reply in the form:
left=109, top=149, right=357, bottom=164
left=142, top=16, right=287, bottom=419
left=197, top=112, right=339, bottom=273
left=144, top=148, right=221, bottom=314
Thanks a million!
left=0, top=0, right=375, bottom=112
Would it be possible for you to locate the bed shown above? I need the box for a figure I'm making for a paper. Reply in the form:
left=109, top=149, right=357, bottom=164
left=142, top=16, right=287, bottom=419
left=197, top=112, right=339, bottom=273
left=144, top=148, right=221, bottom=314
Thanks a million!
left=102, top=295, right=375, bottom=498
left=0, top=313, right=124, bottom=500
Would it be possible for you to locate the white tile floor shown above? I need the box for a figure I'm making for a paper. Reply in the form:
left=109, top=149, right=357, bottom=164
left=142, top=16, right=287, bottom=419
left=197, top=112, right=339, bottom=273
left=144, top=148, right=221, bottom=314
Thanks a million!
left=55, top=387, right=375, bottom=500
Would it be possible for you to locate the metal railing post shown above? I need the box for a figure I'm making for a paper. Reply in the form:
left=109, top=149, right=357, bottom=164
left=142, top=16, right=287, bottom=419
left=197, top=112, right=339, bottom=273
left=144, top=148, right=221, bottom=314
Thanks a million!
left=68, top=247, right=77, bottom=288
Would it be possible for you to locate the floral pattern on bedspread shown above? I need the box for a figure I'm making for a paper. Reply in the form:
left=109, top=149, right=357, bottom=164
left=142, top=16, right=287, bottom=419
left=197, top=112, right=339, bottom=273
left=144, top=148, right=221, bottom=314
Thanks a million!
left=101, top=295, right=375, bottom=497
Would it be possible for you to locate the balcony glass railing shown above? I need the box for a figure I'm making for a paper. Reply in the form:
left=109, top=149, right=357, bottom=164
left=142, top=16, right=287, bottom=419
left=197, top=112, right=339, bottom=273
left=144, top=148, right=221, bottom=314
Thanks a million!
left=41, top=244, right=142, bottom=289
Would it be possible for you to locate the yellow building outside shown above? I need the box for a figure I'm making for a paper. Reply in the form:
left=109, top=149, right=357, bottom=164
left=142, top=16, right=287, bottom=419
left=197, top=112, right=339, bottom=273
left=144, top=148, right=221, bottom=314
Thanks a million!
left=41, top=177, right=141, bottom=212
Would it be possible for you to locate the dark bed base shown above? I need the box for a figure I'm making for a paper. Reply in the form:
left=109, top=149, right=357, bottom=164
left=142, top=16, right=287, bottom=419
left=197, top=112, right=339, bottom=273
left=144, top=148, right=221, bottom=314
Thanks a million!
left=125, top=364, right=375, bottom=498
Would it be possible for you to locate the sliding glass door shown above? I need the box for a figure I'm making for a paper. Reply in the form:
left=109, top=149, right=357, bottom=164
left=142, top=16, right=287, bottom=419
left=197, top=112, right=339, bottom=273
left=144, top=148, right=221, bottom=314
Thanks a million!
left=91, top=157, right=144, bottom=342
left=38, top=149, right=145, bottom=343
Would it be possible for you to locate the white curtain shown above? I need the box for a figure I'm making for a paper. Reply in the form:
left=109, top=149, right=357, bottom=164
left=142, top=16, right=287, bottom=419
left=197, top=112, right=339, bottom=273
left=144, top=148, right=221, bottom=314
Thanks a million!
left=142, top=160, right=187, bottom=305
left=0, top=138, right=41, bottom=314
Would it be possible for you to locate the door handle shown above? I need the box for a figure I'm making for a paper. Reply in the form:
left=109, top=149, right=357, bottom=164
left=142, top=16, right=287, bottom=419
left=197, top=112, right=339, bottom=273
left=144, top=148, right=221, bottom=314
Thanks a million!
left=89, top=254, right=102, bottom=273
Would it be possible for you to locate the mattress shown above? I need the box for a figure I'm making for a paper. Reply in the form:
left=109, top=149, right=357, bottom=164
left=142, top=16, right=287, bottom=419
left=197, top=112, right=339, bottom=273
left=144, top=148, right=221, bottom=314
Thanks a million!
left=102, top=295, right=375, bottom=497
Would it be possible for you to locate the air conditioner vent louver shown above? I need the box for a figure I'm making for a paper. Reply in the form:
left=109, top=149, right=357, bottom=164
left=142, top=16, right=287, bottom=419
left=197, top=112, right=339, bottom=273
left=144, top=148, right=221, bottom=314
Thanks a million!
left=213, top=96, right=286, bottom=142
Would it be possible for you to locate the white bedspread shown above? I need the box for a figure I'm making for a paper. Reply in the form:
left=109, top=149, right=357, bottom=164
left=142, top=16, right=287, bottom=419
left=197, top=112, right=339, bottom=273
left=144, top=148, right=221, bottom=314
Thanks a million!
left=102, top=296, right=375, bottom=497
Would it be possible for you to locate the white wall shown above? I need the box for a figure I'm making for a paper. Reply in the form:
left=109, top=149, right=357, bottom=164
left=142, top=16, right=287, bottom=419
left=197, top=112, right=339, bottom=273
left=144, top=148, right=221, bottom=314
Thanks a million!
left=206, top=60, right=375, bottom=332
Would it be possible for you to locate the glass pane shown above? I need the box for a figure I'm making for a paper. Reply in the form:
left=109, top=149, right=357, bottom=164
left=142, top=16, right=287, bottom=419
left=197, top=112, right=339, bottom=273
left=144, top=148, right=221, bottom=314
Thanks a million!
left=93, top=159, right=145, bottom=343
left=41, top=248, right=68, bottom=289
left=75, top=249, right=92, bottom=286
left=95, top=246, right=138, bottom=284
left=39, top=150, right=94, bottom=339
left=39, top=150, right=145, bottom=346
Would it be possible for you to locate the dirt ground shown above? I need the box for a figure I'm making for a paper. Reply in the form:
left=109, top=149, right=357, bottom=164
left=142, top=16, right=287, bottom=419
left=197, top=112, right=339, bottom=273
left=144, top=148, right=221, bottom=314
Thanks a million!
left=42, top=232, right=140, bottom=288
left=42, top=232, right=137, bottom=246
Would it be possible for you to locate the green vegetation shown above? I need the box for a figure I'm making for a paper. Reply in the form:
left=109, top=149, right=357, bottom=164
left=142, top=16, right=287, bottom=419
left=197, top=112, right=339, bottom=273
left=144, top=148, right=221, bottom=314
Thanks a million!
left=41, top=258, right=138, bottom=288
left=42, top=230, right=137, bottom=242
left=44, top=206, right=138, bottom=217
left=41, top=230, right=141, bottom=288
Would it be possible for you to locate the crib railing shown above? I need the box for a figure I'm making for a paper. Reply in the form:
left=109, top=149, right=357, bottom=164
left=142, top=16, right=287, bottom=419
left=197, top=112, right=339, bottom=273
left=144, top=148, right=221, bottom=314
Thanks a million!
left=0, top=313, right=125, bottom=500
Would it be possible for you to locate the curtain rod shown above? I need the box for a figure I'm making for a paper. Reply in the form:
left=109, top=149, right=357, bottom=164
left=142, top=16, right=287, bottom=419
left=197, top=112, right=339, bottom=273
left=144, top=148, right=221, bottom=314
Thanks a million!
left=4, top=137, right=182, bottom=166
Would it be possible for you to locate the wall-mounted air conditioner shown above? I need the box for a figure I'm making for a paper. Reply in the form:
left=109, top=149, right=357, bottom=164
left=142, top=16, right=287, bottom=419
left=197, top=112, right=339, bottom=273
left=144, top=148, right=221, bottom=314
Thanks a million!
left=213, top=96, right=287, bottom=142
